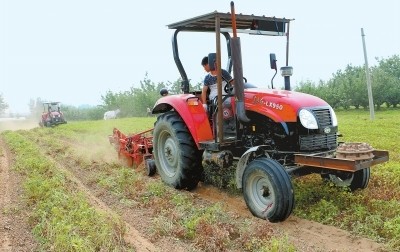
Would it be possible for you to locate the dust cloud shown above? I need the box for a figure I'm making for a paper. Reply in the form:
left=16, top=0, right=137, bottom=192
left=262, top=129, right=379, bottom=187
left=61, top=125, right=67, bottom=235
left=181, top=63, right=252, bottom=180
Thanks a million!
left=0, top=118, right=39, bottom=132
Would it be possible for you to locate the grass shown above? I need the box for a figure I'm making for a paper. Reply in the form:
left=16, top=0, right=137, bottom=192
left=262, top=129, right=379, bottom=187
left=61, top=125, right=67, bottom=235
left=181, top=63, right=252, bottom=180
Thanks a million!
left=293, top=108, right=400, bottom=250
left=12, top=120, right=292, bottom=251
left=1, top=130, right=132, bottom=251
left=1, top=109, right=399, bottom=251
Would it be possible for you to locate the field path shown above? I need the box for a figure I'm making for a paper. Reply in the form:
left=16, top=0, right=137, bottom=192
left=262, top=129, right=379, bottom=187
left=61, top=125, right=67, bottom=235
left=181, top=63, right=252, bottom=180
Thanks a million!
left=0, top=139, right=38, bottom=251
left=194, top=184, right=385, bottom=252
left=0, top=140, right=12, bottom=251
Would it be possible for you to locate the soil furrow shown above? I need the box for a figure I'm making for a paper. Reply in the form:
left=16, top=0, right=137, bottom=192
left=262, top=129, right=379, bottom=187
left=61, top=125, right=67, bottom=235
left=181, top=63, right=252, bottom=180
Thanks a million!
left=46, top=155, right=159, bottom=252
left=0, top=140, right=12, bottom=251
left=0, top=139, right=38, bottom=252
left=0, top=131, right=387, bottom=251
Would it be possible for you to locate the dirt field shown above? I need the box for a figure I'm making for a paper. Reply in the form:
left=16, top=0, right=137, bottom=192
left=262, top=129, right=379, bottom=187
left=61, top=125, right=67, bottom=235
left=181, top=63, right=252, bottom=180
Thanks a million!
left=0, top=121, right=386, bottom=251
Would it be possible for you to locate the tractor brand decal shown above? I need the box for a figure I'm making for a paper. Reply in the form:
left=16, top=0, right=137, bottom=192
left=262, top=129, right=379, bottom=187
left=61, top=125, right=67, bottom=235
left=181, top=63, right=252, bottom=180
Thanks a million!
left=223, top=108, right=233, bottom=119
left=253, top=96, right=283, bottom=110
left=324, top=127, right=331, bottom=134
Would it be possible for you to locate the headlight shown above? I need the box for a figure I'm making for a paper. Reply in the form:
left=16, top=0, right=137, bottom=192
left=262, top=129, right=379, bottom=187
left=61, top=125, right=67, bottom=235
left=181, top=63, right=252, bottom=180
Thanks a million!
left=330, top=106, right=338, bottom=126
left=299, top=109, right=318, bottom=129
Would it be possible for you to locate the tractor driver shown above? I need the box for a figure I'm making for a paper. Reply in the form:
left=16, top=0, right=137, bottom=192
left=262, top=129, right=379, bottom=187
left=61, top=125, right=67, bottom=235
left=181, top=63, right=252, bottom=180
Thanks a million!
left=200, top=56, right=234, bottom=110
left=201, top=56, right=236, bottom=137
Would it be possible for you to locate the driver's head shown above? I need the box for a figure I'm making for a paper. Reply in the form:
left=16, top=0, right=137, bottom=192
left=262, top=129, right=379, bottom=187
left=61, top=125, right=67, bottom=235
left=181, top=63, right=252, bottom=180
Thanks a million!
left=201, top=56, right=210, bottom=72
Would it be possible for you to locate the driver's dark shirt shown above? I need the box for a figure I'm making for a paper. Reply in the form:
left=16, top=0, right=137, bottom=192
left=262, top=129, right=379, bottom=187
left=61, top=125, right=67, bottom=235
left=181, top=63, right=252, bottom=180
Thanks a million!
left=203, top=69, right=233, bottom=101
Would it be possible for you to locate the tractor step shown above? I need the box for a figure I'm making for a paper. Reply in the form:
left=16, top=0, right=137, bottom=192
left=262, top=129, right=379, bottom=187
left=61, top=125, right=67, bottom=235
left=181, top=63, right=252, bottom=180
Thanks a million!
left=199, top=136, right=237, bottom=151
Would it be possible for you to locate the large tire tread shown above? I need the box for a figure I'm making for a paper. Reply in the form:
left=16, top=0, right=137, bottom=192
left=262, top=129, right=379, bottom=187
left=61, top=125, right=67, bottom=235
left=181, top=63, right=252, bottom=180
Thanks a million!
left=153, top=111, right=202, bottom=190
left=351, top=168, right=370, bottom=191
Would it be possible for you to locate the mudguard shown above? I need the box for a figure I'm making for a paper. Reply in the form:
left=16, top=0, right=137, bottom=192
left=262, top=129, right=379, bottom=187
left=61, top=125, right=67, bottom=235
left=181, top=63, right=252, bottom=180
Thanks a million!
left=152, top=94, right=213, bottom=147
left=236, top=145, right=270, bottom=189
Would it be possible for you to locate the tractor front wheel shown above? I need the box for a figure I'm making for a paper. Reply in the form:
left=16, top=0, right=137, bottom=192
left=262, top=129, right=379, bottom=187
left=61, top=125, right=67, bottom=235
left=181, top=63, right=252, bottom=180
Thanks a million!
left=153, top=111, right=202, bottom=190
left=242, top=158, right=294, bottom=222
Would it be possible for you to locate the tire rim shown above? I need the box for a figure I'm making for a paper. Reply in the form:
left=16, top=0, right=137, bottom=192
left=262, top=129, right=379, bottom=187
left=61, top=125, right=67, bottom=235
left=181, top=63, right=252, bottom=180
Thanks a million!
left=159, top=130, right=178, bottom=177
left=248, top=171, right=275, bottom=215
left=329, top=173, right=354, bottom=187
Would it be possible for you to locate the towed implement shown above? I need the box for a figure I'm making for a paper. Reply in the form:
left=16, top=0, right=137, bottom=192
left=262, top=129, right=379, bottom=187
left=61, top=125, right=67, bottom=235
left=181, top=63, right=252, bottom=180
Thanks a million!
left=109, top=2, right=389, bottom=222
left=109, top=128, right=156, bottom=176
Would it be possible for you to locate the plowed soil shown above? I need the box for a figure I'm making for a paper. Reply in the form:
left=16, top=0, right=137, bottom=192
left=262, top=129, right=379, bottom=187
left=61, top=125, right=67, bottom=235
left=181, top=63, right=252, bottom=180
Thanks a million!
left=0, top=122, right=386, bottom=251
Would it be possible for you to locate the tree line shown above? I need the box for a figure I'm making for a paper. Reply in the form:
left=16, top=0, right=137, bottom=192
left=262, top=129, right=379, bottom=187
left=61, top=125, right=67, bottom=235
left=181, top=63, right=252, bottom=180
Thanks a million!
left=1, top=55, right=398, bottom=120
left=294, top=55, right=400, bottom=109
left=23, top=74, right=202, bottom=121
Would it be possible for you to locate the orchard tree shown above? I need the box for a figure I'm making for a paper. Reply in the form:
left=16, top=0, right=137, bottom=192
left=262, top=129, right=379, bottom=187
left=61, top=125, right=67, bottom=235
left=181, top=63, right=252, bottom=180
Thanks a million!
left=371, top=67, right=396, bottom=109
left=323, top=78, right=344, bottom=109
left=375, top=55, right=400, bottom=107
left=376, top=55, right=400, bottom=78
left=100, top=74, right=168, bottom=117
left=295, top=79, right=328, bottom=101
left=28, top=97, right=45, bottom=119
left=328, top=65, right=367, bottom=109
left=343, top=65, right=367, bottom=109
left=295, top=80, right=318, bottom=94
left=101, top=90, right=119, bottom=110
left=384, top=75, right=400, bottom=108
left=0, top=94, right=9, bottom=114
left=131, top=76, right=167, bottom=116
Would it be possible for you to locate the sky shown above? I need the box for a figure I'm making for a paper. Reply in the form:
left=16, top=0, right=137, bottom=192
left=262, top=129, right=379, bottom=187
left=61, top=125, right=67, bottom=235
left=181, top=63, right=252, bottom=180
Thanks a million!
left=1, top=0, right=399, bottom=114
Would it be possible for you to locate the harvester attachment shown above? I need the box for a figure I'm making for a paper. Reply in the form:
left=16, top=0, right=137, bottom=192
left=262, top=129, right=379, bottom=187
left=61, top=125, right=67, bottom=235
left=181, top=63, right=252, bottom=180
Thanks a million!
left=108, top=128, right=156, bottom=175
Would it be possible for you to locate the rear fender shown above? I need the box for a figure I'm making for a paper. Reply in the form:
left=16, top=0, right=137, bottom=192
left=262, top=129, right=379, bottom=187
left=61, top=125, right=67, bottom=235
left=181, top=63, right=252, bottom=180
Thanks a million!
left=236, top=146, right=270, bottom=189
left=153, top=94, right=213, bottom=147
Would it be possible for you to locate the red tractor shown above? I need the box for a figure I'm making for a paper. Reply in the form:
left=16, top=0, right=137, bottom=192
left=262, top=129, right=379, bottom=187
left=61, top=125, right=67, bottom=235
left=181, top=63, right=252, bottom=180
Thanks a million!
left=39, top=102, right=67, bottom=127
left=110, top=2, right=388, bottom=222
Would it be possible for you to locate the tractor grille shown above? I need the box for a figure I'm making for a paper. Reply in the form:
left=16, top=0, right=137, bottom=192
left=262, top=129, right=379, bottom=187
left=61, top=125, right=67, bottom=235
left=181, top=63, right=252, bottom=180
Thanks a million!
left=299, top=107, right=337, bottom=151
left=313, top=108, right=332, bottom=128
left=299, top=133, right=337, bottom=151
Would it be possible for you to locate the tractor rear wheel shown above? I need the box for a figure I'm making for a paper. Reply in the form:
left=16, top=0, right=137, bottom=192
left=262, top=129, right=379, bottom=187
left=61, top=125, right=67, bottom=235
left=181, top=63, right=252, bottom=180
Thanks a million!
left=242, top=158, right=294, bottom=222
left=321, top=168, right=370, bottom=191
left=153, top=111, right=202, bottom=190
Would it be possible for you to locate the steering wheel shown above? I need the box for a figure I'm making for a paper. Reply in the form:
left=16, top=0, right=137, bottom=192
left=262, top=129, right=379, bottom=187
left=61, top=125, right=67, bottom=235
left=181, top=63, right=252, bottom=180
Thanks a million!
left=224, top=82, right=234, bottom=95
left=223, top=77, right=247, bottom=95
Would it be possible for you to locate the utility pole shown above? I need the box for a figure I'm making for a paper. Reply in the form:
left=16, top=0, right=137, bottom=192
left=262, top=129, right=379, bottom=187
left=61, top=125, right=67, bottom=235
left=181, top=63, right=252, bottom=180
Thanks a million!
left=361, top=28, right=375, bottom=120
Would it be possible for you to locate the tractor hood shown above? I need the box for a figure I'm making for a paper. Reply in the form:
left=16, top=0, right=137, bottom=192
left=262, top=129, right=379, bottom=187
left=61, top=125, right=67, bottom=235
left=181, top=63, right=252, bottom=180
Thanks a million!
left=243, top=88, right=330, bottom=123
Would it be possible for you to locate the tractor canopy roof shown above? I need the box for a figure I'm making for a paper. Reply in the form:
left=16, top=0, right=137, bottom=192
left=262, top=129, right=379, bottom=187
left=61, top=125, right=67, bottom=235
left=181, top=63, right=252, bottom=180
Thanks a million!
left=43, top=102, right=61, bottom=106
left=166, top=9, right=294, bottom=95
left=167, top=11, right=293, bottom=35
left=42, top=102, right=62, bottom=112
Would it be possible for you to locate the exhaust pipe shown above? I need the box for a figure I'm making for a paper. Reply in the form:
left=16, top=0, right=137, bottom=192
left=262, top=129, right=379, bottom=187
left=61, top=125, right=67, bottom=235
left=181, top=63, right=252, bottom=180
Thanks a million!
left=230, top=2, right=250, bottom=123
